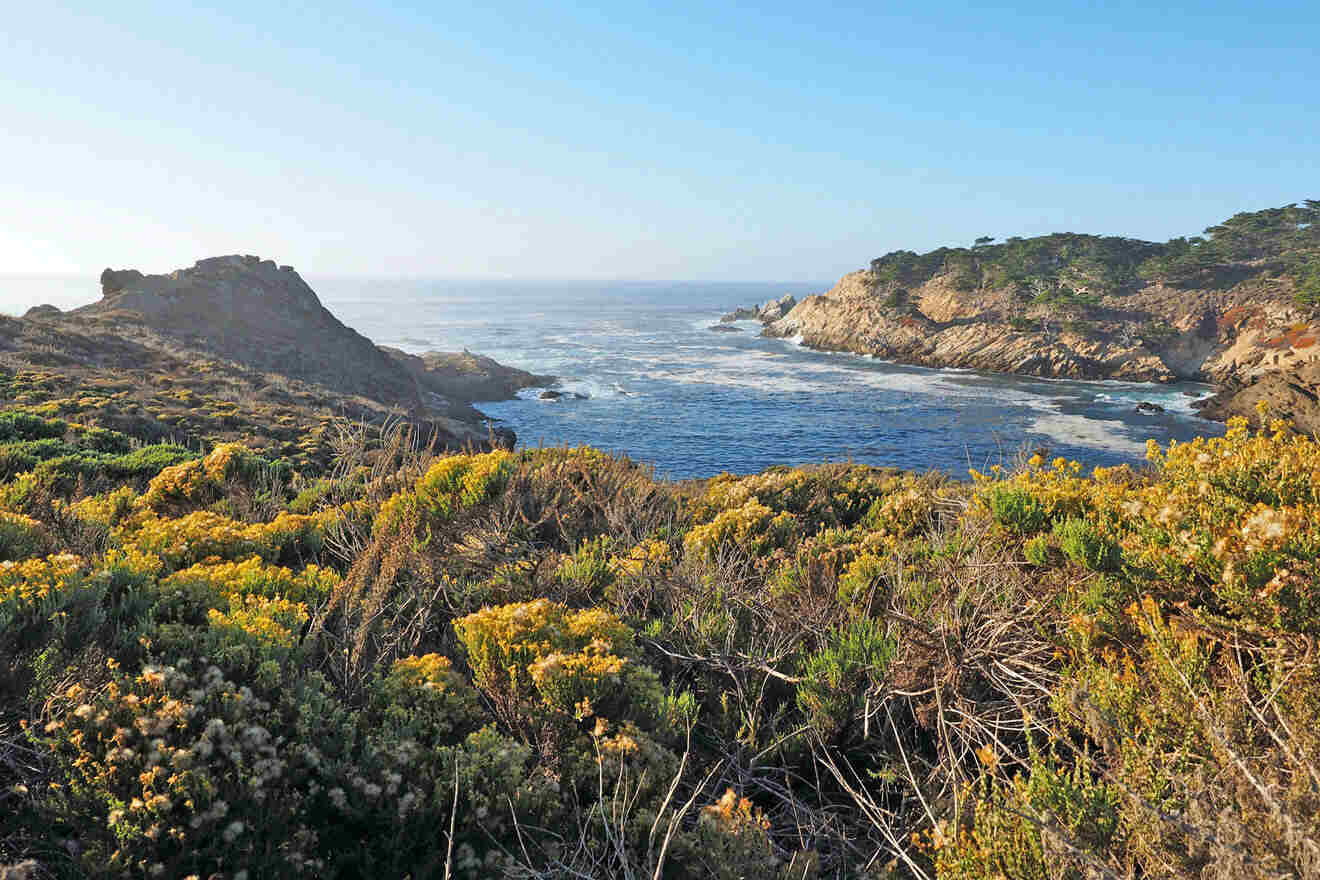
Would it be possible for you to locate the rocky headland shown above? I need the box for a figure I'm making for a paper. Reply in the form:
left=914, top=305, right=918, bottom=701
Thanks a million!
left=3, top=255, right=551, bottom=466
left=732, top=202, right=1320, bottom=429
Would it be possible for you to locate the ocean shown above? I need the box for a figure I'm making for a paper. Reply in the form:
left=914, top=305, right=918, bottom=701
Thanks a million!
left=2, top=275, right=1225, bottom=480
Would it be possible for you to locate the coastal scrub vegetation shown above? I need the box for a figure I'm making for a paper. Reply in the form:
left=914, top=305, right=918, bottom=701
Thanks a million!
left=869, top=200, right=1320, bottom=304
left=1, top=408, right=1319, bottom=878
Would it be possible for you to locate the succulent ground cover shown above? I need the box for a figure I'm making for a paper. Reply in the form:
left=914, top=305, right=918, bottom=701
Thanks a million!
left=0, top=405, right=1317, bottom=879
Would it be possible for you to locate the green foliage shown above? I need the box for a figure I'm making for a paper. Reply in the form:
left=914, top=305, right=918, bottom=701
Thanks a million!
left=1053, top=518, right=1118, bottom=571
left=797, top=616, right=895, bottom=737
left=1023, top=534, right=1050, bottom=566
left=1137, top=319, right=1179, bottom=346
left=986, top=486, right=1050, bottom=533
left=938, top=755, right=1122, bottom=880
left=0, top=411, right=66, bottom=442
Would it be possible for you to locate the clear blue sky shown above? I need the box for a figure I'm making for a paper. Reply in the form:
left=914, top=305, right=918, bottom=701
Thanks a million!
left=3, top=0, right=1316, bottom=281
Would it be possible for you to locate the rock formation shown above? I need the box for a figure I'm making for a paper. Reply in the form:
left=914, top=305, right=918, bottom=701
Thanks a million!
left=719, top=295, right=797, bottom=324
left=5, top=256, right=549, bottom=453
left=84, top=256, right=420, bottom=408
left=1195, top=361, right=1320, bottom=434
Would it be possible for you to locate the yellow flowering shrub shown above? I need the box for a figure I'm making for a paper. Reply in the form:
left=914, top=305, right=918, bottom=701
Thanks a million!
left=684, top=498, right=796, bottom=560
left=608, top=537, right=674, bottom=579
left=117, top=508, right=337, bottom=569
left=70, top=486, right=138, bottom=530
left=454, top=599, right=661, bottom=734
left=689, top=788, right=784, bottom=880
left=0, top=553, right=84, bottom=608
left=207, top=595, right=309, bottom=655
left=693, top=464, right=903, bottom=531
left=414, top=450, right=513, bottom=519
left=137, top=443, right=263, bottom=513
left=162, top=556, right=339, bottom=605
left=373, top=653, right=483, bottom=742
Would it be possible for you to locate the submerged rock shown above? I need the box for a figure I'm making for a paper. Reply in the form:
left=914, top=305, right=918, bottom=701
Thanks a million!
left=1135, top=401, right=1166, bottom=414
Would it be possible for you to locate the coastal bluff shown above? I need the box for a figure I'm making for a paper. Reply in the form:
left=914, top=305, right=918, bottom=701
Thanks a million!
left=0, top=256, right=550, bottom=463
left=739, top=202, right=1320, bottom=429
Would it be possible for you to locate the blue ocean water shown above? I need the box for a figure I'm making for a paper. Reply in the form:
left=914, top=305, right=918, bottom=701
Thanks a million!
left=1, top=276, right=1226, bottom=480
left=311, top=279, right=1225, bottom=479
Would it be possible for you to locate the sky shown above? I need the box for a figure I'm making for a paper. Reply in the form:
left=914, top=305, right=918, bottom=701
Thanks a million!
left=2, top=0, right=1317, bottom=281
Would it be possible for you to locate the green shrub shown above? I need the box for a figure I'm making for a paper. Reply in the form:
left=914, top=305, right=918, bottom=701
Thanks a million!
left=1052, top=517, right=1118, bottom=571
left=797, top=616, right=896, bottom=737
left=0, top=411, right=66, bottom=442
left=0, top=511, right=48, bottom=561
left=986, top=486, right=1049, bottom=533
left=1023, top=534, right=1050, bottom=565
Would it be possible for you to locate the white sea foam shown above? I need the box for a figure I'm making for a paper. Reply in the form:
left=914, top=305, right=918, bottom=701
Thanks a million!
left=1028, top=414, right=1148, bottom=456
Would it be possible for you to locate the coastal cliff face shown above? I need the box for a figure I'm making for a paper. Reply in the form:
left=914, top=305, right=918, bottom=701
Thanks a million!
left=763, top=268, right=1318, bottom=385
left=758, top=202, right=1320, bottom=428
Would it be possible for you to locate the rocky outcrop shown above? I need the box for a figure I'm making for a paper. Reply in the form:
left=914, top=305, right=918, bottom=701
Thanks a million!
left=381, top=347, right=553, bottom=417
left=82, top=255, right=421, bottom=408
left=719, top=295, right=797, bottom=324
left=26, top=255, right=549, bottom=450
left=22, top=304, right=61, bottom=319
left=763, top=269, right=1320, bottom=394
left=1195, top=361, right=1320, bottom=434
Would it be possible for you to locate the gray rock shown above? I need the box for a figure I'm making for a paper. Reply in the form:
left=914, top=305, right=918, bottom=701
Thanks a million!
left=1135, top=401, right=1166, bottom=414
left=709, top=324, right=743, bottom=333
left=23, top=304, right=62, bottom=319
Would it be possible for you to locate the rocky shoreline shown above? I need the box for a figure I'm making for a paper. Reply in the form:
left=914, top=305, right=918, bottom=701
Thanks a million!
left=722, top=267, right=1320, bottom=430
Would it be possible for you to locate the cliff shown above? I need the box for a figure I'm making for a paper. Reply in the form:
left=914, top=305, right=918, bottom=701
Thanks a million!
left=757, top=201, right=1320, bottom=424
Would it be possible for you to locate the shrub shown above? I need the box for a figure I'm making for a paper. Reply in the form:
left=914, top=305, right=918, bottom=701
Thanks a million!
left=986, top=486, right=1049, bottom=533
left=0, top=511, right=48, bottom=561
left=1052, top=517, right=1118, bottom=571
left=454, top=599, right=659, bottom=730
left=797, top=616, right=896, bottom=737
left=1023, top=534, right=1050, bottom=566
left=414, top=450, right=513, bottom=520
left=0, top=412, right=66, bottom=442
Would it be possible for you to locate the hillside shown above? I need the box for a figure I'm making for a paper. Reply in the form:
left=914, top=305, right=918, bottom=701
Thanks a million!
left=0, top=405, right=1316, bottom=878
left=758, top=201, right=1320, bottom=425
left=3, top=257, right=550, bottom=468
